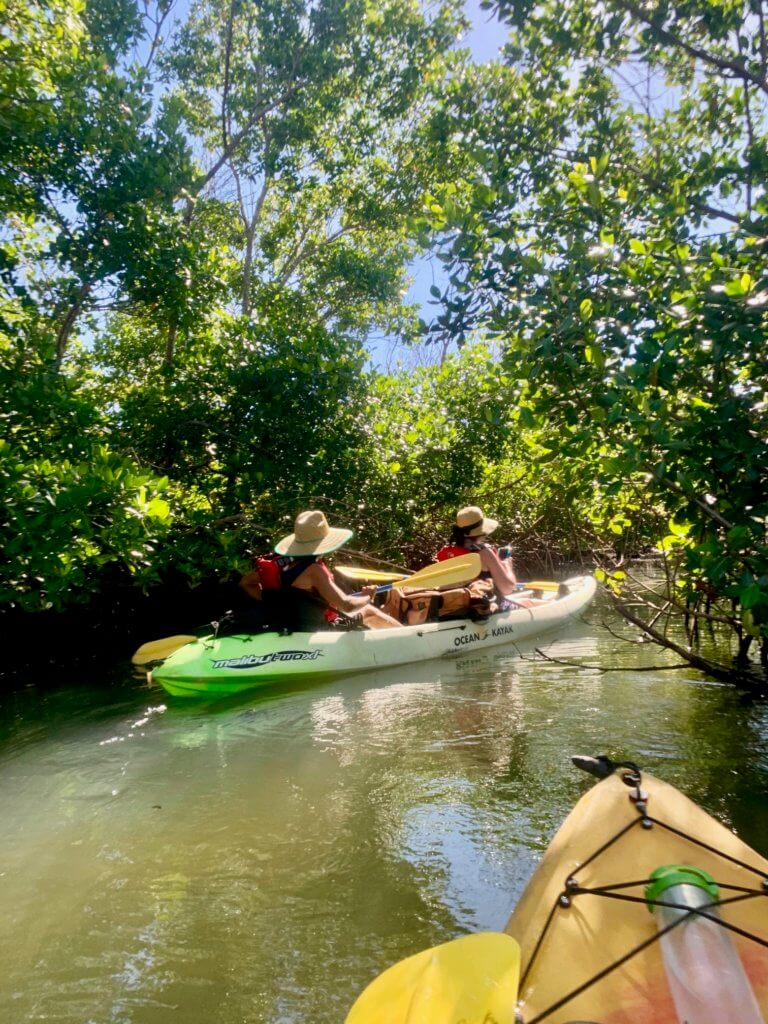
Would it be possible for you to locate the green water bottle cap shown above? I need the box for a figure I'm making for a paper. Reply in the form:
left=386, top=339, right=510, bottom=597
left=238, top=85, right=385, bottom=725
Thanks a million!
left=645, top=864, right=720, bottom=911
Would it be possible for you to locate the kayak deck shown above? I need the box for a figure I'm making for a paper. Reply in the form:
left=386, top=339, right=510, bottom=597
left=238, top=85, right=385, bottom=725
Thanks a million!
left=344, top=764, right=768, bottom=1023
left=152, top=575, right=596, bottom=697
left=507, top=768, right=768, bottom=1023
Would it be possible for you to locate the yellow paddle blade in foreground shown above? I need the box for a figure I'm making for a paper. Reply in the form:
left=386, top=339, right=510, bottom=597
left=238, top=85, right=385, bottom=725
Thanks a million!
left=345, top=932, right=521, bottom=1024
left=391, top=553, right=481, bottom=591
left=335, top=566, right=410, bottom=583
left=131, top=635, right=197, bottom=666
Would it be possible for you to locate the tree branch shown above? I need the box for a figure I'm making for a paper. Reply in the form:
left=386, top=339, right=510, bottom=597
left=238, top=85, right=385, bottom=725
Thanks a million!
left=610, top=595, right=766, bottom=688
left=740, top=42, right=756, bottom=215
left=141, top=0, right=176, bottom=72
left=273, top=220, right=315, bottom=286
left=658, top=474, right=734, bottom=530
left=613, top=0, right=768, bottom=96
left=338, top=547, right=411, bottom=573
left=619, top=586, right=739, bottom=630
left=532, top=647, right=691, bottom=672
left=221, top=0, right=236, bottom=154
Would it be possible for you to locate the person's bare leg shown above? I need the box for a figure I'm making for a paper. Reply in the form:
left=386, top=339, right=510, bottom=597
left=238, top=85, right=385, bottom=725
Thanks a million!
left=360, top=605, right=401, bottom=629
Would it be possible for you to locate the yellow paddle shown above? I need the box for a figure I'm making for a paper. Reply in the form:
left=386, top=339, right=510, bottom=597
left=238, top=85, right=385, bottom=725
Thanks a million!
left=345, top=932, right=521, bottom=1024
left=338, top=565, right=564, bottom=592
left=386, top=553, right=480, bottom=592
left=348, top=554, right=480, bottom=595
left=336, top=566, right=410, bottom=583
left=131, top=634, right=198, bottom=667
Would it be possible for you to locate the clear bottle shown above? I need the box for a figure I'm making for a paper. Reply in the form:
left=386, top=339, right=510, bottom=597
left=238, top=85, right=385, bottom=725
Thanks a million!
left=645, top=865, right=765, bottom=1024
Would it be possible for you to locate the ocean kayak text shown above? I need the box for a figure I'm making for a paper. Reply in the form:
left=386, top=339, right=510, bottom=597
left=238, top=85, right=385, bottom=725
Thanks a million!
left=453, top=624, right=514, bottom=647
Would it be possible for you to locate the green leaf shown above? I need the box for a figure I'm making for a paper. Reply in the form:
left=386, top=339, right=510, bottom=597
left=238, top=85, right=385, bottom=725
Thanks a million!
left=668, top=519, right=691, bottom=537
left=147, top=497, right=171, bottom=521
left=740, top=583, right=763, bottom=610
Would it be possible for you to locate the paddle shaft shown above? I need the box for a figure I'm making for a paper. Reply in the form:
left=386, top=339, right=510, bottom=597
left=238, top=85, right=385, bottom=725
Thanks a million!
left=355, top=581, right=405, bottom=596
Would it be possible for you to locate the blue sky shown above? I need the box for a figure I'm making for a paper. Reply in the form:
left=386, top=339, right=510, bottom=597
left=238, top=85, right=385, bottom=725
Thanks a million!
left=371, top=1, right=508, bottom=369
left=462, top=0, right=508, bottom=63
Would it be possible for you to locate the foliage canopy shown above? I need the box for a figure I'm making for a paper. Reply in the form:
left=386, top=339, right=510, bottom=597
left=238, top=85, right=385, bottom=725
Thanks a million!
left=2, top=0, right=766, bottom=678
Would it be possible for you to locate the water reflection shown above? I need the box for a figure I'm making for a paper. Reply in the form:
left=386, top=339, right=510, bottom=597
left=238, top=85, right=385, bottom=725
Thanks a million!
left=0, top=608, right=765, bottom=1023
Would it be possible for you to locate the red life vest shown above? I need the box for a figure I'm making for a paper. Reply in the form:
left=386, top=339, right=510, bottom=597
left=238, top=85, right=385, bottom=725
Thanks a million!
left=435, top=545, right=471, bottom=561
left=254, top=553, right=290, bottom=589
left=256, top=555, right=338, bottom=623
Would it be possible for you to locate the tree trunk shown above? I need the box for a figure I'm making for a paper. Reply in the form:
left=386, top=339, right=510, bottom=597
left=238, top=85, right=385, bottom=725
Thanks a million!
left=242, top=221, right=256, bottom=316
left=164, top=323, right=177, bottom=368
left=736, top=633, right=754, bottom=665
left=54, top=282, right=91, bottom=369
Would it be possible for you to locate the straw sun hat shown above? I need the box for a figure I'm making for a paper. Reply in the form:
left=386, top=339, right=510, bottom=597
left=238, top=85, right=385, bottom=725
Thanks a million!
left=456, top=505, right=498, bottom=537
left=274, top=510, right=353, bottom=556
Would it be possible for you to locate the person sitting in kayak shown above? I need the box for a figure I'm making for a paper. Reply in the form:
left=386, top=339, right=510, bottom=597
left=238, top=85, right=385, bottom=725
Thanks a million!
left=436, top=505, right=518, bottom=599
left=263, top=510, right=400, bottom=632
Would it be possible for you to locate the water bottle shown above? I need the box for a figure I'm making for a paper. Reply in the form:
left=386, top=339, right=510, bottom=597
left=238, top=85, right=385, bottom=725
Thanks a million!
left=645, top=865, right=764, bottom=1024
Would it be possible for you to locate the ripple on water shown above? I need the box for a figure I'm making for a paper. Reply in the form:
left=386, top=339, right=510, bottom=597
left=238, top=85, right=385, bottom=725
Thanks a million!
left=0, top=604, right=766, bottom=1023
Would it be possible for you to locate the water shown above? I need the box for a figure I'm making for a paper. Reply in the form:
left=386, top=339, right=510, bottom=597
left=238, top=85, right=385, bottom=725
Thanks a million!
left=0, top=605, right=767, bottom=1023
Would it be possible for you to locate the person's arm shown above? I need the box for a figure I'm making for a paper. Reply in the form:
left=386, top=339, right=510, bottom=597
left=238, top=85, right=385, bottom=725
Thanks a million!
left=239, top=570, right=262, bottom=601
left=306, top=564, right=375, bottom=614
left=479, top=546, right=517, bottom=593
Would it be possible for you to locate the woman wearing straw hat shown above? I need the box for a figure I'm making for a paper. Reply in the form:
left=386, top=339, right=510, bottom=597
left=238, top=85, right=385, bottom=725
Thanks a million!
left=436, top=505, right=518, bottom=598
left=269, top=510, right=400, bottom=631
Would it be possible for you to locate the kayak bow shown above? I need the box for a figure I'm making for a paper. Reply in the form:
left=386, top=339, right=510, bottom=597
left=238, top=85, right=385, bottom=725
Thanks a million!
left=508, top=763, right=768, bottom=1023
left=346, top=760, right=768, bottom=1024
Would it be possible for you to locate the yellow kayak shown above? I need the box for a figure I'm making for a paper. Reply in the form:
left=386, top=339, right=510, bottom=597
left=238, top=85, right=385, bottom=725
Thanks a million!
left=347, top=758, right=768, bottom=1023
left=508, top=759, right=768, bottom=1023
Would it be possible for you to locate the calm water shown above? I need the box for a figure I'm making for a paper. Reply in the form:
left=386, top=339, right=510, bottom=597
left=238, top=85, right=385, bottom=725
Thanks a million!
left=1, top=601, right=767, bottom=1023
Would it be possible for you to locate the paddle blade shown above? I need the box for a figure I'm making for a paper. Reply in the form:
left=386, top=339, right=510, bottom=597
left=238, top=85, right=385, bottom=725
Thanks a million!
left=393, top=553, right=481, bottom=592
left=336, top=566, right=410, bottom=583
left=131, top=635, right=197, bottom=666
left=524, top=580, right=561, bottom=592
left=345, top=932, right=520, bottom=1024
